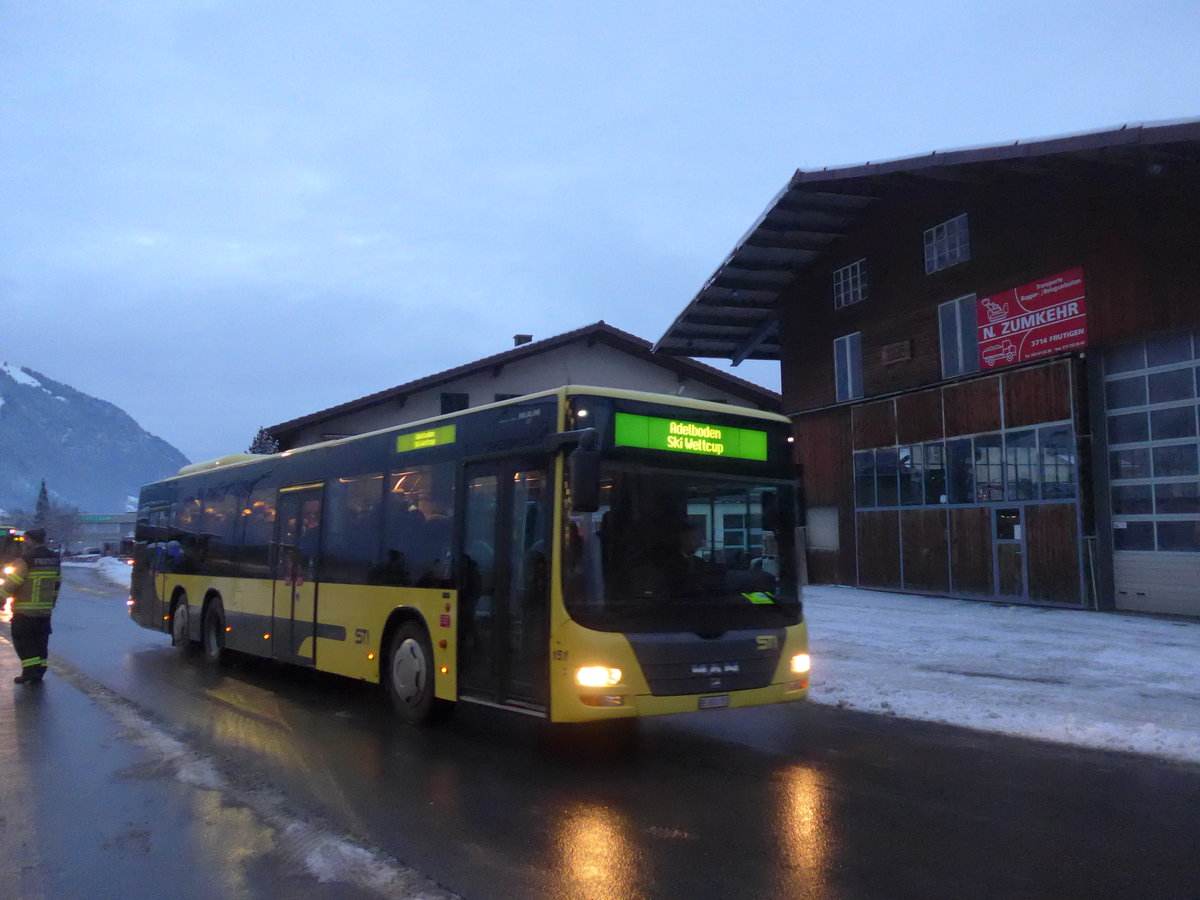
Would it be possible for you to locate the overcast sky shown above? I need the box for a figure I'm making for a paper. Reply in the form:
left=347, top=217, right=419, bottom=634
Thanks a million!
left=3, top=1, right=1197, bottom=463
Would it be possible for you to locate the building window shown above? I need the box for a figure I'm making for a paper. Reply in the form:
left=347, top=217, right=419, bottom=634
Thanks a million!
left=494, top=393, right=520, bottom=403
left=924, top=213, right=970, bottom=273
left=834, top=332, right=863, bottom=402
left=853, top=424, right=1077, bottom=510
left=1105, top=332, right=1200, bottom=552
left=939, top=294, right=979, bottom=378
left=833, top=259, right=868, bottom=309
left=440, top=392, right=469, bottom=414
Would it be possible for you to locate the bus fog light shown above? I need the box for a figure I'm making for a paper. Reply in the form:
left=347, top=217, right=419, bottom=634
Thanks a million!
left=790, top=653, right=811, bottom=675
left=581, top=694, right=625, bottom=707
left=575, top=666, right=622, bottom=687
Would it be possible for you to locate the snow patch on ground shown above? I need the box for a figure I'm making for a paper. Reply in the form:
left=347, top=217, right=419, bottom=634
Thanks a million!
left=65, top=558, right=132, bottom=590
left=803, top=585, right=1200, bottom=764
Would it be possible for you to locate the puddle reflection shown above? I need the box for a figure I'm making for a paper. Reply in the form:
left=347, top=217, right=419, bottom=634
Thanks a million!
left=557, top=802, right=640, bottom=900
left=778, top=763, right=832, bottom=895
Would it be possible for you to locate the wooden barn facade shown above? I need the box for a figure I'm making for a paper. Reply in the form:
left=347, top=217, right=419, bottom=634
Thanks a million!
left=657, top=121, right=1200, bottom=617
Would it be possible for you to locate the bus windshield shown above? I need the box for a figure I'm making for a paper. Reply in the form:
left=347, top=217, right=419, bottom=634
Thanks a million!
left=564, top=463, right=801, bottom=633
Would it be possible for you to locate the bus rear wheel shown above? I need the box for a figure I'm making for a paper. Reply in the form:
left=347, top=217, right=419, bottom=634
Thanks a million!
left=171, top=596, right=193, bottom=651
left=202, top=599, right=227, bottom=664
left=384, top=622, right=443, bottom=725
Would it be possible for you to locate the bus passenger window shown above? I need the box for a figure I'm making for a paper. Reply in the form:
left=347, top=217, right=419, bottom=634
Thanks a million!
left=377, top=464, right=455, bottom=588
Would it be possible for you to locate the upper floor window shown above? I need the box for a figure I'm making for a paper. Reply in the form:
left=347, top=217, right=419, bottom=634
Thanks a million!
left=440, top=392, right=469, bottom=414
left=833, top=259, right=868, bottom=308
left=939, top=294, right=980, bottom=378
left=834, top=332, right=863, bottom=402
left=924, top=213, right=970, bottom=274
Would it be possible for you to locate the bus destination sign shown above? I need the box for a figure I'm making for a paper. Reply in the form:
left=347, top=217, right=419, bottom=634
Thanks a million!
left=614, top=413, right=768, bottom=461
left=396, top=424, right=456, bottom=453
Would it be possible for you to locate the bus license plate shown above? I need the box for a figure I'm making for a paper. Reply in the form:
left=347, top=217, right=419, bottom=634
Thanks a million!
left=698, top=695, right=729, bottom=710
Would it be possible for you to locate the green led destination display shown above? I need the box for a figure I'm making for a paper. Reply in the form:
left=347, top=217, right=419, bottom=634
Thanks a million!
left=614, top=413, right=768, bottom=461
left=396, top=424, right=456, bottom=453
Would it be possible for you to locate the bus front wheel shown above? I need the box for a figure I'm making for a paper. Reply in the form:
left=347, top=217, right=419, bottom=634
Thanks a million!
left=384, top=622, right=443, bottom=725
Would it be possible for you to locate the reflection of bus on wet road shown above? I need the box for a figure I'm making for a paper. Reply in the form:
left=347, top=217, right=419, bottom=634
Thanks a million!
left=130, top=386, right=810, bottom=724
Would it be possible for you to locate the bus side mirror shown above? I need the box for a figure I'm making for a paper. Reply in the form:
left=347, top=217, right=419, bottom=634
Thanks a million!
left=569, top=445, right=601, bottom=513
left=762, top=491, right=779, bottom=531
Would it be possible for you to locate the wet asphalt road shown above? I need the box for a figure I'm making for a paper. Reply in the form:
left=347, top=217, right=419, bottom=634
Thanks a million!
left=14, top=567, right=1200, bottom=899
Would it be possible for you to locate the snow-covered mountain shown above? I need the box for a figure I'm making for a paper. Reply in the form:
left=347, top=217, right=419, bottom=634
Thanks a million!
left=0, top=361, right=189, bottom=514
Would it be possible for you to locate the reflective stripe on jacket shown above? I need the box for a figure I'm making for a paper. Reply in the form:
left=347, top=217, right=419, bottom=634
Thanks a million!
left=6, top=546, right=61, bottom=617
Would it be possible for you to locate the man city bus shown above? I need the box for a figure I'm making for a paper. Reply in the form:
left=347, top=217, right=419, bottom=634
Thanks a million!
left=129, top=386, right=810, bottom=724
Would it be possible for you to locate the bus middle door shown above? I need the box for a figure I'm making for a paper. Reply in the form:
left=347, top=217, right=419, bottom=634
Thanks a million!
left=272, top=484, right=323, bottom=666
left=459, top=460, right=550, bottom=712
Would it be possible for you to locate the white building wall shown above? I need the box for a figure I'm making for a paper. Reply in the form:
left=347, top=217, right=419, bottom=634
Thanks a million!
left=289, top=343, right=758, bottom=446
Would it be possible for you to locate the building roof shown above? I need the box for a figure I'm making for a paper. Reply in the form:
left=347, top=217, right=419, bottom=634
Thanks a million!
left=267, top=321, right=780, bottom=443
left=655, top=118, right=1200, bottom=363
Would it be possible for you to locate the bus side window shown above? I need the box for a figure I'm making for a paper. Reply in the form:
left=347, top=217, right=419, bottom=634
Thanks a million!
left=241, top=487, right=276, bottom=579
left=379, top=464, right=455, bottom=588
left=322, top=473, right=384, bottom=583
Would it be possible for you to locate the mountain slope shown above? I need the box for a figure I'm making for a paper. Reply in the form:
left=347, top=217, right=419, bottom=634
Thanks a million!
left=0, top=361, right=190, bottom=513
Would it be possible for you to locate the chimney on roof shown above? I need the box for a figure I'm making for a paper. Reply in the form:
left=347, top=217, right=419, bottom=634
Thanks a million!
left=513, top=334, right=533, bottom=347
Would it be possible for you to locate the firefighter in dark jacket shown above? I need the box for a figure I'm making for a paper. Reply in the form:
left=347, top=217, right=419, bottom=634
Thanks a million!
left=3, top=528, right=61, bottom=684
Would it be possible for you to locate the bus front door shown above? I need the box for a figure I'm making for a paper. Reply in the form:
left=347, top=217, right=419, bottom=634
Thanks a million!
left=272, top=485, right=323, bottom=666
left=144, top=506, right=171, bottom=626
left=459, top=461, right=550, bottom=712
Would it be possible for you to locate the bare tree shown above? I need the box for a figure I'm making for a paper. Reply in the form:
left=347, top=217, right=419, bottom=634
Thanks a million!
left=50, top=505, right=82, bottom=552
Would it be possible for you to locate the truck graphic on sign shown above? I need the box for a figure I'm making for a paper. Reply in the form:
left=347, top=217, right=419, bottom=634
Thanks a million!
left=982, top=340, right=1018, bottom=366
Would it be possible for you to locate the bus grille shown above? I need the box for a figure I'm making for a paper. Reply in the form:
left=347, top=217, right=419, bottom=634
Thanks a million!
left=626, top=629, right=783, bottom=696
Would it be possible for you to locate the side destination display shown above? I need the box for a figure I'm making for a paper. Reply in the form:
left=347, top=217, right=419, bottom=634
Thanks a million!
left=396, top=424, right=456, bottom=453
left=614, top=413, right=768, bottom=461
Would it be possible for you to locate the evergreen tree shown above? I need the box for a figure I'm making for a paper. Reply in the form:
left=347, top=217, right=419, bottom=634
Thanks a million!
left=248, top=427, right=280, bottom=454
left=33, top=479, right=50, bottom=529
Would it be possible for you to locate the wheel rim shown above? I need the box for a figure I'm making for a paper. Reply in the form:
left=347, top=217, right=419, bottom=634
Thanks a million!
left=391, top=638, right=427, bottom=707
left=204, top=611, right=222, bottom=658
left=172, top=602, right=189, bottom=644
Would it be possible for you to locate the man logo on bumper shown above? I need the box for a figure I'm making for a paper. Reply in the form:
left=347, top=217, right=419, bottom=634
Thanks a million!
left=692, top=663, right=741, bottom=675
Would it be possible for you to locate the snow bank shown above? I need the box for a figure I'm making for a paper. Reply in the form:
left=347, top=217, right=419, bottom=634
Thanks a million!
left=63, top=557, right=133, bottom=591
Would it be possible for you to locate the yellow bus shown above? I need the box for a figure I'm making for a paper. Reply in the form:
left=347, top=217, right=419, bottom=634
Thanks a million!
left=129, top=386, right=810, bottom=724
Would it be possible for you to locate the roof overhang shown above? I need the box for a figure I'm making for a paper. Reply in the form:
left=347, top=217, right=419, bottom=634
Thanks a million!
left=655, top=118, right=1200, bottom=362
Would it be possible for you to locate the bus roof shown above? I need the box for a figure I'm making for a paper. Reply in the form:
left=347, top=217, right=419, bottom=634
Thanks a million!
left=168, top=385, right=792, bottom=479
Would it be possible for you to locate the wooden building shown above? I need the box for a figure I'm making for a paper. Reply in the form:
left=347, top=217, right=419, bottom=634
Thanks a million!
left=657, top=121, right=1200, bottom=617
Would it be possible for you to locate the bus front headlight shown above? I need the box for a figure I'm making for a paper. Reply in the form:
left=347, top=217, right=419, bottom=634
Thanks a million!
left=790, top=653, right=811, bottom=675
left=575, top=666, right=622, bottom=687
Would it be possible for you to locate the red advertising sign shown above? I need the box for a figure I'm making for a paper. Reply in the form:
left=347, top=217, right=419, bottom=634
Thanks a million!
left=977, top=267, right=1088, bottom=370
